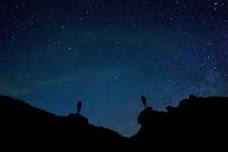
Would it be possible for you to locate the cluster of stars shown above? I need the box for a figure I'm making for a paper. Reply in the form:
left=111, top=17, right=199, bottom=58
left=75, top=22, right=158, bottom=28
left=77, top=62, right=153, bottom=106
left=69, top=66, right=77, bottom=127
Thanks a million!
left=0, top=0, right=228, bottom=136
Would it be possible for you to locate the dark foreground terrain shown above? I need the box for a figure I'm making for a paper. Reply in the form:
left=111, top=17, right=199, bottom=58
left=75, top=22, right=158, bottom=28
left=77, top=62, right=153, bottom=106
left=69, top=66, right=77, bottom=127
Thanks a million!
left=0, top=95, right=228, bottom=151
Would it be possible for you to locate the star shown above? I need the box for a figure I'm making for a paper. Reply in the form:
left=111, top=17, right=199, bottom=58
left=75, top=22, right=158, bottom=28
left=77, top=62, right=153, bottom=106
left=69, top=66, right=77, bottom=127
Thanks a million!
left=0, top=0, right=227, bottom=136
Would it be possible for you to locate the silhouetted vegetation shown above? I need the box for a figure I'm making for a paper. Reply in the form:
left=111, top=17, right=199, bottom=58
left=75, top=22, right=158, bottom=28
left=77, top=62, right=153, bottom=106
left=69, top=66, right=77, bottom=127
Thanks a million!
left=0, top=95, right=228, bottom=150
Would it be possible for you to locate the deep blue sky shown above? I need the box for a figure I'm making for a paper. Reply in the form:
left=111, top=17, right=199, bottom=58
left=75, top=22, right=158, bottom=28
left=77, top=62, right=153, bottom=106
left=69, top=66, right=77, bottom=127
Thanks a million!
left=0, top=0, right=228, bottom=136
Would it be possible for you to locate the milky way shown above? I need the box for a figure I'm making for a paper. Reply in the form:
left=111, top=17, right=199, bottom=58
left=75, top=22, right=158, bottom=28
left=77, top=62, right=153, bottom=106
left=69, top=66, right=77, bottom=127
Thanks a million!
left=0, top=0, right=228, bottom=136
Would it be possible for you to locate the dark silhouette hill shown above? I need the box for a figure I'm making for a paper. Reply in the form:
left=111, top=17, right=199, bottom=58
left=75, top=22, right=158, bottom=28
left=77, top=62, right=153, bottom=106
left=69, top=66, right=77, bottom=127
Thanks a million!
left=131, top=95, right=228, bottom=151
left=1, top=95, right=228, bottom=151
left=0, top=95, right=126, bottom=150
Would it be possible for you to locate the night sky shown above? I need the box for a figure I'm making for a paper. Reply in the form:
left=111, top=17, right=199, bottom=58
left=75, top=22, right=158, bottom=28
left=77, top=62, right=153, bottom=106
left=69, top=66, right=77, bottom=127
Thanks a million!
left=0, top=0, right=228, bottom=136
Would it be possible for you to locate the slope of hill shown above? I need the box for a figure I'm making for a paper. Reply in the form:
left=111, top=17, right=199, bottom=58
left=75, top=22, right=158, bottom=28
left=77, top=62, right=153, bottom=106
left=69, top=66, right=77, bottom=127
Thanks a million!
left=0, top=95, right=126, bottom=150
left=131, top=95, right=228, bottom=151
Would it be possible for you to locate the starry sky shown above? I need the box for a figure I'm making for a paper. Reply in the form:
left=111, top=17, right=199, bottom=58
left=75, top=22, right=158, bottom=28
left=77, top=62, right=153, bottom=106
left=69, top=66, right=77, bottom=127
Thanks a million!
left=0, top=0, right=228, bottom=136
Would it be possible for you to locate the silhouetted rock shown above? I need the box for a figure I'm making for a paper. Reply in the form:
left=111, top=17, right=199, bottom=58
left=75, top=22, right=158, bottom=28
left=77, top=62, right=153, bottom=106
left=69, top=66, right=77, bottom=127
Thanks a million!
left=68, top=113, right=88, bottom=124
left=132, top=95, right=228, bottom=151
left=0, top=95, right=126, bottom=150
left=1, top=94, right=228, bottom=151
